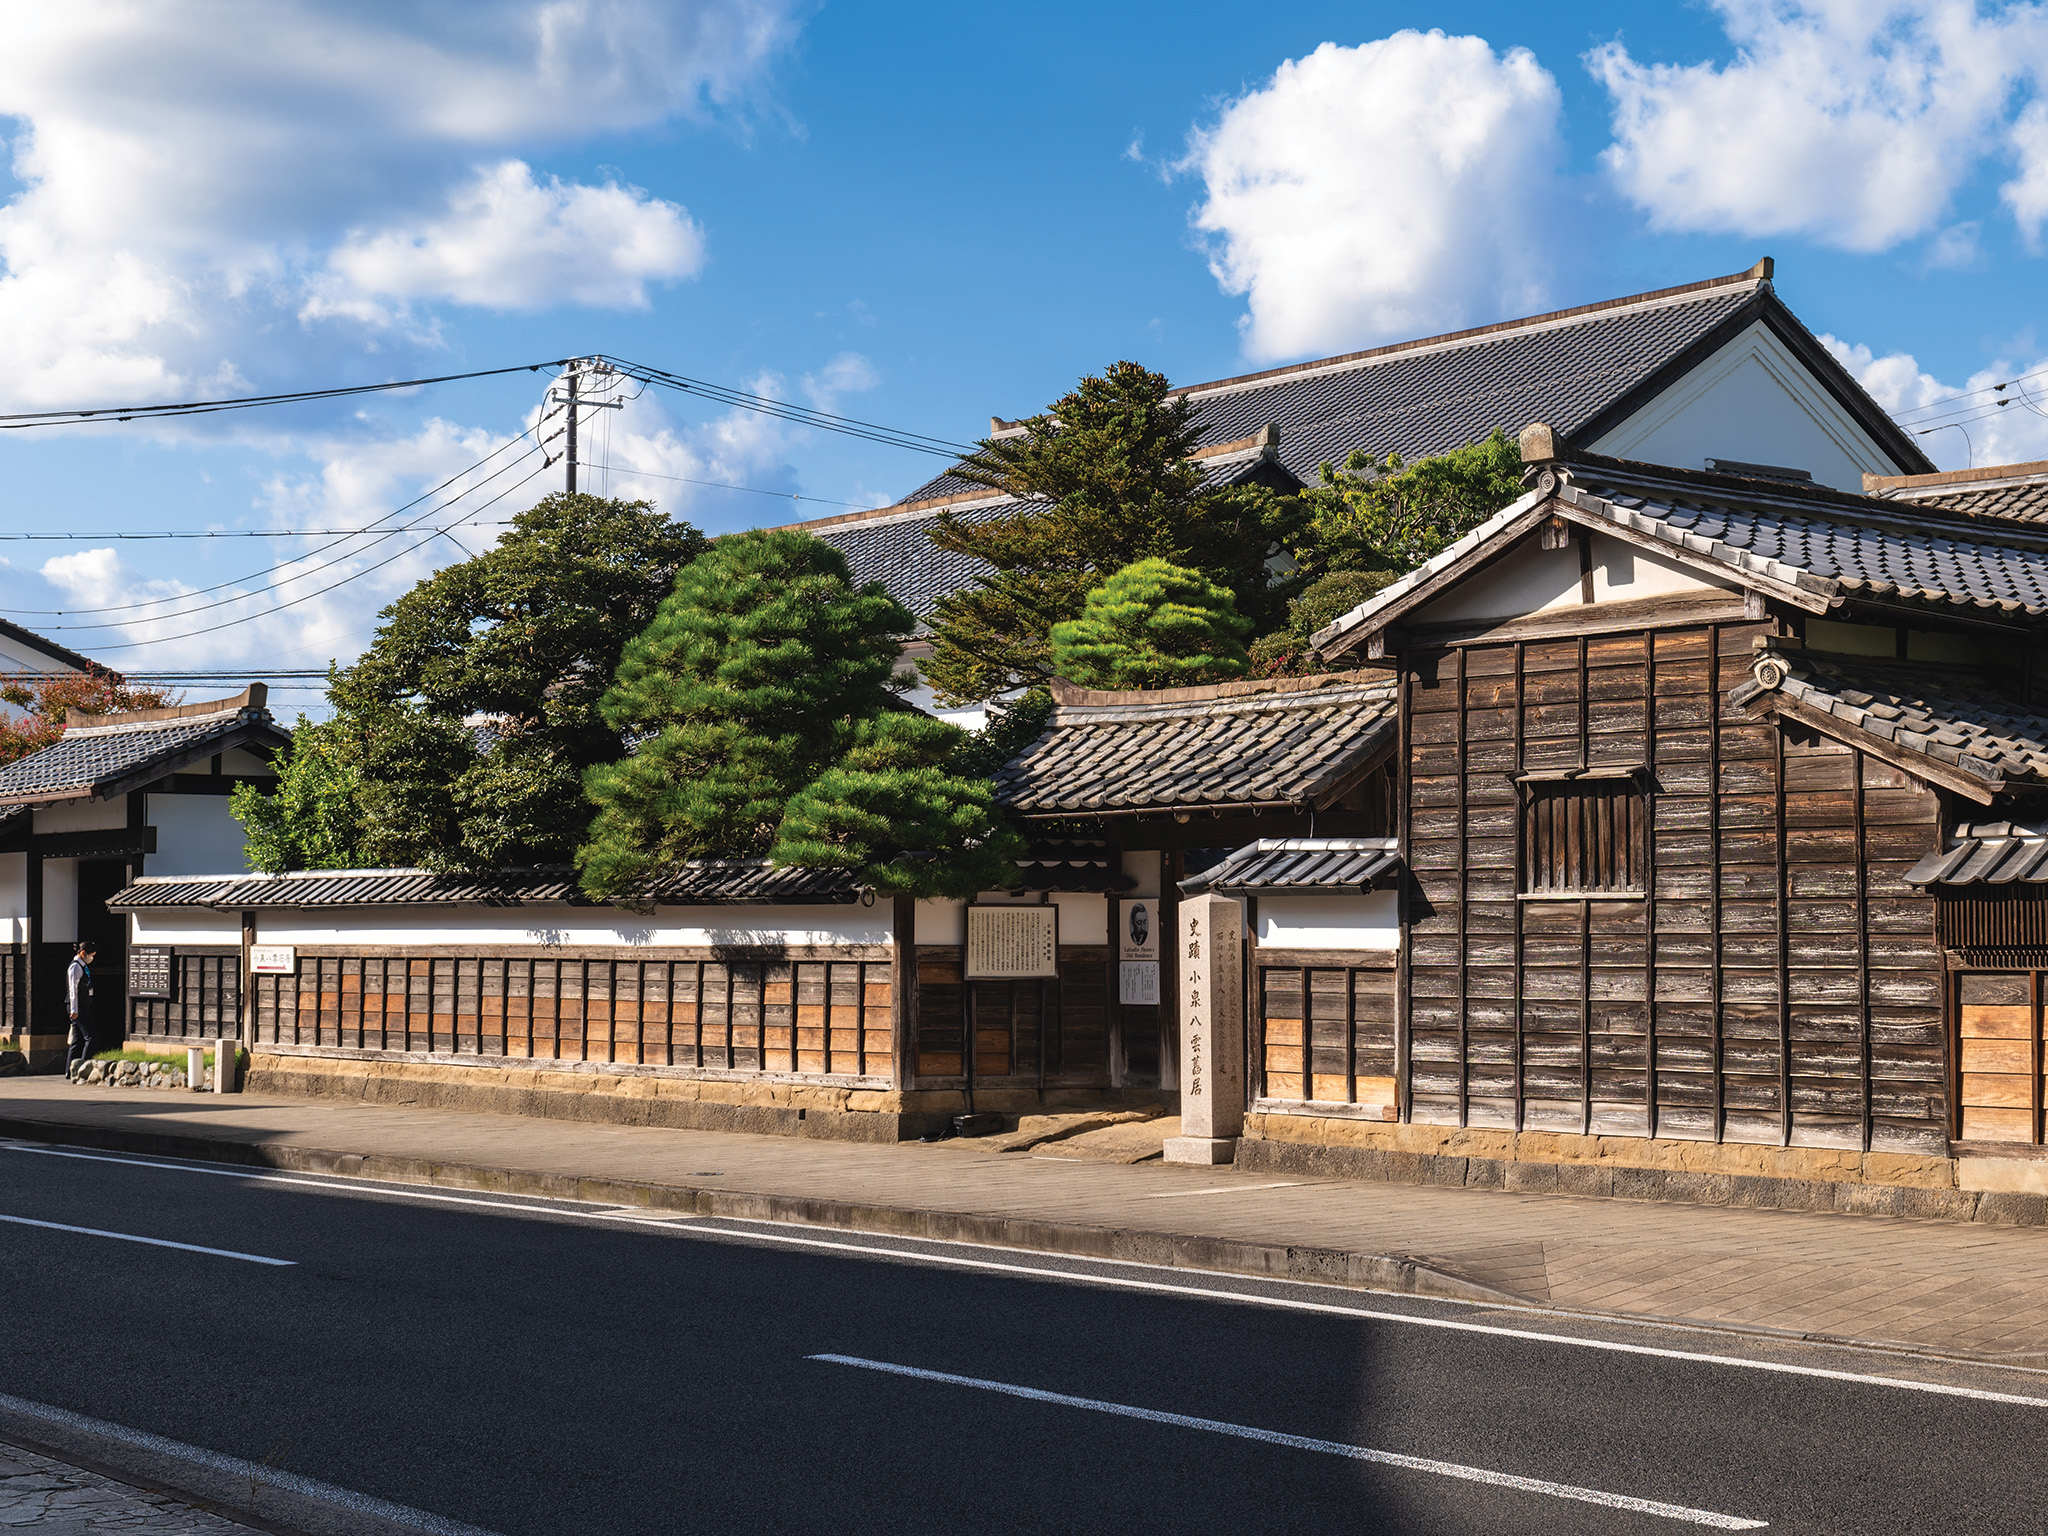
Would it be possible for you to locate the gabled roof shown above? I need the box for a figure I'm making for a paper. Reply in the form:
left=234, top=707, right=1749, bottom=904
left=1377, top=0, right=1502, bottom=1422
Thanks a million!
left=995, top=671, right=1397, bottom=819
left=108, top=859, right=863, bottom=911
left=1315, top=451, right=2048, bottom=659
left=0, top=686, right=288, bottom=807
left=0, top=618, right=103, bottom=677
left=1868, top=460, right=2048, bottom=526
left=899, top=261, right=1928, bottom=507
left=1179, top=837, right=1401, bottom=896
left=1731, top=653, right=2048, bottom=804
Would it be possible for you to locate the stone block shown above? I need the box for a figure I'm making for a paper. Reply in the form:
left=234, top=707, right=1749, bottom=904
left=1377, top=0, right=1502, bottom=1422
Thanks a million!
left=1163, top=1135, right=1236, bottom=1166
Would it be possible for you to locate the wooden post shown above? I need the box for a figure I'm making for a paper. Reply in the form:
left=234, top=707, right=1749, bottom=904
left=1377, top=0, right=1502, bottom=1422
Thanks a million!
left=891, top=896, right=916, bottom=1093
left=1164, top=893, right=1245, bottom=1165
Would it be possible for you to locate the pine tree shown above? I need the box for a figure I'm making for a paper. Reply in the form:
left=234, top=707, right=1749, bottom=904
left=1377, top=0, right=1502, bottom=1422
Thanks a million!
left=1050, top=558, right=1252, bottom=690
left=921, top=361, right=1302, bottom=704
left=1300, top=429, right=1525, bottom=575
left=579, top=530, right=1020, bottom=901
left=232, top=492, right=707, bottom=872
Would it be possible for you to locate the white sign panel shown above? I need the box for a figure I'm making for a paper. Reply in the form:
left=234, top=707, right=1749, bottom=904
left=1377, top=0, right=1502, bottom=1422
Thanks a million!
left=1117, top=899, right=1160, bottom=1004
left=964, top=905, right=1059, bottom=979
left=248, top=944, right=297, bottom=975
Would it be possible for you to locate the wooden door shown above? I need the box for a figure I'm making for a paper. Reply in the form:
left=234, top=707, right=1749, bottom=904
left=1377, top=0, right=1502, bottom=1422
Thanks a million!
left=1956, top=971, right=2041, bottom=1144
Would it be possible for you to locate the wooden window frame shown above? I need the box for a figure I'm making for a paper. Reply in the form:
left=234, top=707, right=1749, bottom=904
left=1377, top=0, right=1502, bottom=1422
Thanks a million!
left=1517, top=770, right=1648, bottom=900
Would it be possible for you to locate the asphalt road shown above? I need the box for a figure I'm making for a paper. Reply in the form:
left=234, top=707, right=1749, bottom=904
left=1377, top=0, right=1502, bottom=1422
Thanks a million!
left=0, top=1138, right=2039, bottom=1535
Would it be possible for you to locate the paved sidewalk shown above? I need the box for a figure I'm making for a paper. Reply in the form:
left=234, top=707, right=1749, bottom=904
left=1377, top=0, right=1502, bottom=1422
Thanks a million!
left=0, top=1442, right=252, bottom=1533
left=6, top=1079, right=2048, bottom=1364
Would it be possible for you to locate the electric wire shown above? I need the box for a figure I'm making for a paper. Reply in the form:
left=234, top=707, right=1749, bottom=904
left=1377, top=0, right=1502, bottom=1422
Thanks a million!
left=577, top=463, right=869, bottom=508
left=0, top=361, right=570, bottom=429
left=84, top=458, right=557, bottom=652
left=598, top=355, right=976, bottom=457
left=0, top=411, right=560, bottom=619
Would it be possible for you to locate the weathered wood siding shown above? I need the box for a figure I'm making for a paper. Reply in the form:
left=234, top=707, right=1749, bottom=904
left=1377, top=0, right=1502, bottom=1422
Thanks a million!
left=1253, top=948, right=1397, bottom=1111
left=124, top=948, right=241, bottom=1041
left=912, top=945, right=1111, bottom=1088
left=1401, top=623, right=1949, bottom=1152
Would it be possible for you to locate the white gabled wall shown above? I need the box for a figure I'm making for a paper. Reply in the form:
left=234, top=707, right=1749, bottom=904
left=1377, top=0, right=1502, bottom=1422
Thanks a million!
left=1591, top=319, right=1904, bottom=491
left=1257, top=891, right=1400, bottom=950
left=1412, top=530, right=1730, bottom=626
left=243, top=902, right=893, bottom=949
left=147, top=795, right=256, bottom=877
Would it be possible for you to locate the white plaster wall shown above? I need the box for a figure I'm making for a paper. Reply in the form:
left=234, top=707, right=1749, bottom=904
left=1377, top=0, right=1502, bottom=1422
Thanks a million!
left=147, top=795, right=254, bottom=877
left=129, top=908, right=242, bottom=945
left=0, top=635, right=74, bottom=674
left=916, top=899, right=966, bottom=944
left=1415, top=531, right=1727, bottom=624
left=219, top=749, right=274, bottom=776
left=1051, top=892, right=1108, bottom=945
left=0, top=852, right=25, bottom=944
left=42, top=859, right=77, bottom=943
left=1591, top=320, right=1904, bottom=491
left=33, top=799, right=127, bottom=833
left=250, top=902, right=894, bottom=949
left=1256, top=890, right=1400, bottom=950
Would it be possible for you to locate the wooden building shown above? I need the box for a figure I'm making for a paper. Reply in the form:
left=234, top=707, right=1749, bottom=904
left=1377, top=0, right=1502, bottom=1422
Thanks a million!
left=0, top=686, right=285, bottom=1068
left=1199, top=432, right=2048, bottom=1200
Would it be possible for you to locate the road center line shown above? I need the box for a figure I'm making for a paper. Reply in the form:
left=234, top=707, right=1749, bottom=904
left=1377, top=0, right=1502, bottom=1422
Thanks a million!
left=0, top=1211, right=293, bottom=1266
left=1139, top=1182, right=1304, bottom=1198
left=808, top=1354, right=1767, bottom=1530
left=14, top=1140, right=2048, bottom=1408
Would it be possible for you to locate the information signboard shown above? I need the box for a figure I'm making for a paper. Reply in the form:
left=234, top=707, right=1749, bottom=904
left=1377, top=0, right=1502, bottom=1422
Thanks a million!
left=1117, top=899, right=1159, bottom=1005
left=128, top=945, right=174, bottom=1000
left=964, top=905, right=1059, bottom=979
left=249, top=945, right=297, bottom=975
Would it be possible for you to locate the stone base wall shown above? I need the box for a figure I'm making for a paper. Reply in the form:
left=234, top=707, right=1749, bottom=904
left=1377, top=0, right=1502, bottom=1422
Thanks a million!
left=249, top=1051, right=1172, bottom=1142
left=68, top=1058, right=222, bottom=1091
left=1240, top=1111, right=2048, bottom=1225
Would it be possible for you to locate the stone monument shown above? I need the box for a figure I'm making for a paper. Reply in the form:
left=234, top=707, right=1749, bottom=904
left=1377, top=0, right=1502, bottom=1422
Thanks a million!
left=1163, top=893, right=1244, bottom=1165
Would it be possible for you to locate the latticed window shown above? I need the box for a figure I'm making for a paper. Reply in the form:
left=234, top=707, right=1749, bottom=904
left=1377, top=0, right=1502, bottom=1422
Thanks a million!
left=1521, top=778, right=1646, bottom=896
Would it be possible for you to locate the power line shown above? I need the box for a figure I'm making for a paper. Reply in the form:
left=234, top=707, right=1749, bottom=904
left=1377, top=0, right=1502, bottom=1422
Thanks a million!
left=600, top=355, right=976, bottom=458
left=0, top=524, right=522, bottom=541
left=580, top=463, right=870, bottom=508
left=0, top=414, right=557, bottom=619
left=0, top=361, right=570, bottom=430
left=85, top=458, right=558, bottom=652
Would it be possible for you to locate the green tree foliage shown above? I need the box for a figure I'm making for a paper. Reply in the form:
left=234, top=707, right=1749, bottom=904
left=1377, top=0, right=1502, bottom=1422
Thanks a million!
left=922, top=361, right=1303, bottom=704
left=1245, top=569, right=1400, bottom=678
left=1298, top=429, right=1525, bottom=577
left=230, top=713, right=368, bottom=872
left=579, top=530, right=1021, bottom=901
left=234, top=493, right=709, bottom=872
left=1050, top=558, right=1251, bottom=689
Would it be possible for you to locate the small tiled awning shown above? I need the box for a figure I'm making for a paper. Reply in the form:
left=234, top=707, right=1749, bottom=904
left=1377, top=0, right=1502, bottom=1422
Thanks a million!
left=1907, top=823, right=2048, bottom=886
left=1178, top=838, right=1401, bottom=896
left=1012, top=841, right=1136, bottom=893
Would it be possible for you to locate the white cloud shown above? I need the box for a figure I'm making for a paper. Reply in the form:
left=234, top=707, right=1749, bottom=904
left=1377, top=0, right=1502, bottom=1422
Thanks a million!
left=312, top=161, right=702, bottom=320
left=1184, top=31, right=1565, bottom=361
left=1826, top=333, right=2048, bottom=467
left=2008, top=98, right=2048, bottom=244
left=1592, top=1, right=2048, bottom=251
left=0, top=1, right=796, bottom=407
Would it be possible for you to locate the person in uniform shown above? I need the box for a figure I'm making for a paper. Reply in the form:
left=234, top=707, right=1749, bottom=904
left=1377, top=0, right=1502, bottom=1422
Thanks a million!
left=65, top=941, right=96, bottom=1075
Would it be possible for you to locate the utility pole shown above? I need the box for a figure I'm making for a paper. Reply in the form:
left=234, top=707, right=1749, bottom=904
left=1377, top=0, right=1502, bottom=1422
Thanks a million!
left=564, top=359, right=580, bottom=497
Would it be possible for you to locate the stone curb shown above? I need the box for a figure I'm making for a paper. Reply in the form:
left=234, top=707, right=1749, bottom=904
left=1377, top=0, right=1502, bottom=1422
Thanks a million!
left=0, top=1111, right=1522, bottom=1309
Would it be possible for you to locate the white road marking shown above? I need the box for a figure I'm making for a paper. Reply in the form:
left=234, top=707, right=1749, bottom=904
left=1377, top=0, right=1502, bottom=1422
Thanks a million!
left=810, top=1353, right=1768, bottom=1529
left=12, top=1140, right=2048, bottom=1408
left=0, top=1389, right=500, bottom=1535
left=0, top=1211, right=293, bottom=1265
left=1138, top=1181, right=1304, bottom=1198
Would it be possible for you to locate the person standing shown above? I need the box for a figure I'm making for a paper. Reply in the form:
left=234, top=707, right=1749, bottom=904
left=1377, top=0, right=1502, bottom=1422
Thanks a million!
left=65, top=941, right=96, bottom=1076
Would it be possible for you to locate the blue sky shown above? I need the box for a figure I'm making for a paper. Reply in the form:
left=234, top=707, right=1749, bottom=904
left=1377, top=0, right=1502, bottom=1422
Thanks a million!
left=3, top=1, right=2047, bottom=700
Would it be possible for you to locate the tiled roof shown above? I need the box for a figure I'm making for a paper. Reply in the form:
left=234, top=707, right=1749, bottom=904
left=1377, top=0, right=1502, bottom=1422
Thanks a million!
left=1318, top=457, right=2048, bottom=657
left=0, top=703, right=287, bottom=806
left=108, top=860, right=863, bottom=911
left=996, top=671, right=1397, bottom=817
left=1014, top=840, right=1137, bottom=892
left=1906, top=822, right=2048, bottom=886
left=1179, top=837, right=1401, bottom=895
left=902, top=267, right=1921, bottom=507
left=810, top=501, right=1009, bottom=625
left=1900, top=478, right=2048, bottom=525
left=1730, top=654, right=2048, bottom=792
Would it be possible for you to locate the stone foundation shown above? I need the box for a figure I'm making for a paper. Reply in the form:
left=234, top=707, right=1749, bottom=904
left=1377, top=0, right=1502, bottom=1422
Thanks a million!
left=247, top=1050, right=1170, bottom=1142
left=68, top=1058, right=221, bottom=1092
left=1239, top=1111, right=2048, bottom=1225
